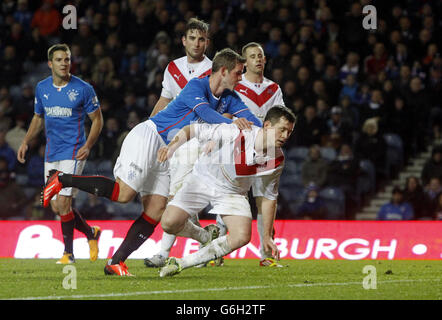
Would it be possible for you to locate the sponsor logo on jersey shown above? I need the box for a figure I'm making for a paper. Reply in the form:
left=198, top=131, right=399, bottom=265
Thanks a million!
left=44, top=106, right=72, bottom=117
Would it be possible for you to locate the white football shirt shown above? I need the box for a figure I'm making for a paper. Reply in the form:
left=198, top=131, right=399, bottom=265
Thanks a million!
left=192, top=123, right=284, bottom=200
left=161, top=55, right=212, bottom=100
left=234, top=77, right=285, bottom=122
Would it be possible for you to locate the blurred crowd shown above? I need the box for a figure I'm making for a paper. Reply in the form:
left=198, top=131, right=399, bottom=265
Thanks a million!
left=0, top=0, right=440, bottom=220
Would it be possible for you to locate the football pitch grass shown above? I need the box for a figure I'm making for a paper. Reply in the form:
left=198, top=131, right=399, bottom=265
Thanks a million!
left=0, top=259, right=440, bottom=300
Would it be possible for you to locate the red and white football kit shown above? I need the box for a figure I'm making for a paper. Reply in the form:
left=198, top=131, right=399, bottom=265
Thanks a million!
left=160, top=55, right=212, bottom=100
left=234, top=77, right=285, bottom=122
left=169, top=123, right=285, bottom=218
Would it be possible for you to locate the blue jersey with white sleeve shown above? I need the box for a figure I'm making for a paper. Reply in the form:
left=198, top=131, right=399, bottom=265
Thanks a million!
left=150, top=76, right=261, bottom=144
left=34, top=75, right=100, bottom=162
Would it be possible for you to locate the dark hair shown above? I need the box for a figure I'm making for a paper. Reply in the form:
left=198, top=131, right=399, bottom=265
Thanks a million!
left=47, top=43, right=71, bottom=61
left=392, top=185, right=403, bottom=194
left=184, top=17, right=209, bottom=36
left=264, top=105, right=296, bottom=125
left=212, top=48, right=246, bottom=73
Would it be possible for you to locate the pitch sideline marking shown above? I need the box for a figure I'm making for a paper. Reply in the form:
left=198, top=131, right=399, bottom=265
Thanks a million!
left=5, top=278, right=440, bottom=300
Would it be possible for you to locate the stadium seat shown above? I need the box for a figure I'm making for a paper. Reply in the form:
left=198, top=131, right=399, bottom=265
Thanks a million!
left=358, top=159, right=376, bottom=195
left=383, top=133, right=404, bottom=171
left=15, top=174, right=28, bottom=185
left=319, top=187, right=345, bottom=219
left=286, top=147, right=309, bottom=163
left=97, top=160, right=113, bottom=177
left=320, top=147, right=337, bottom=162
left=83, top=160, right=98, bottom=175
left=279, top=183, right=305, bottom=206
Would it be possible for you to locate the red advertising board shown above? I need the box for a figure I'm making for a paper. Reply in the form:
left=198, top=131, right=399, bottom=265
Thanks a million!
left=0, top=220, right=440, bottom=260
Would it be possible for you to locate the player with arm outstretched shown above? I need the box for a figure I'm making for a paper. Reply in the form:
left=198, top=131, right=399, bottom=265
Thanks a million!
left=156, top=105, right=295, bottom=277
left=17, top=44, right=103, bottom=264
left=41, top=48, right=260, bottom=276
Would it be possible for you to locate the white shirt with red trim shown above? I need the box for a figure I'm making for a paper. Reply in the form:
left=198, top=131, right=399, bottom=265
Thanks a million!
left=234, top=77, right=285, bottom=122
left=161, top=55, right=212, bottom=100
left=191, top=123, right=284, bottom=200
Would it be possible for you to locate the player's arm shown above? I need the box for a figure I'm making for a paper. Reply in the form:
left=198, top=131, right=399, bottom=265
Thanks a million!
left=76, top=108, right=103, bottom=160
left=227, top=95, right=262, bottom=127
left=150, top=65, right=174, bottom=117
left=149, top=96, right=172, bottom=117
left=157, top=124, right=195, bottom=162
left=256, top=196, right=280, bottom=260
left=17, top=113, right=44, bottom=164
left=193, top=103, right=255, bottom=130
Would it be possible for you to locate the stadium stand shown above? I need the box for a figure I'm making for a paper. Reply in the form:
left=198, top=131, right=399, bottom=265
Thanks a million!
left=0, top=0, right=440, bottom=220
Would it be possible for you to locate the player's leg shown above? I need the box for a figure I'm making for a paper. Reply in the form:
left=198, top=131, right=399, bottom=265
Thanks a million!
left=105, top=139, right=170, bottom=275
left=161, top=205, right=216, bottom=244
left=160, top=215, right=251, bottom=277
left=146, top=140, right=200, bottom=266
left=43, top=122, right=155, bottom=207
left=108, top=194, right=167, bottom=265
left=42, top=171, right=137, bottom=206
left=160, top=193, right=252, bottom=277
left=50, top=195, right=76, bottom=264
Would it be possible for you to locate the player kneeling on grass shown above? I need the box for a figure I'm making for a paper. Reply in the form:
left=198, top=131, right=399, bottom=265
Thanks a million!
left=157, top=105, right=295, bottom=277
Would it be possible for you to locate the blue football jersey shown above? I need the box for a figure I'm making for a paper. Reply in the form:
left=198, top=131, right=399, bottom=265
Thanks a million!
left=150, top=76, right=261, bottom=144
left=34, top=75, right=100, bottom=162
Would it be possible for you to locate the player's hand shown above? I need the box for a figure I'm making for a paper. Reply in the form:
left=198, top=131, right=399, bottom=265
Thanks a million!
left=157, top=146, right=173, bottom=162
left=233, top=118, right=253, bottom=130
left=17, top=142, right=28, bottom=164
left=202, top=140, right=216, bottom=155
left=263, top=237, right=280, bottom=261
left=76, top=145, right=90, bottom=160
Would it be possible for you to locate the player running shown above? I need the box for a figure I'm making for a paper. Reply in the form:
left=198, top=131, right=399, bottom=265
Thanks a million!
left=41, top=48, right=261, bottom=276
left=156, top=106, right=295, bottom=277
left=17, top=44, right=103, bottom=264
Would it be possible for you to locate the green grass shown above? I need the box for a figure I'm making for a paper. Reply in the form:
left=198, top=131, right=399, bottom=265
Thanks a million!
left=0, top=259, right=440, bottom=300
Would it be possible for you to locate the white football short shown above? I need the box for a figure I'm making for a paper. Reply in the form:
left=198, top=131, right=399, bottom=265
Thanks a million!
left=169, top=173, right=252, bottom=218
left=169, top=138, right=202, bottom=196
left=113, top=120, right=169, bottom=198
left=45, top=159, right=85, bottom=198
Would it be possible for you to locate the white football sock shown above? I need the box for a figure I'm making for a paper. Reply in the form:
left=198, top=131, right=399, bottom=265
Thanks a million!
left=176, top=219, right=209, bottom=244
left=178, top=235, right=231, bottom=269
left=158, top=232, right=176, bottom=259
left=189, top=213, right=201, bottom=227
left=216, top=214, right=227, bottom=236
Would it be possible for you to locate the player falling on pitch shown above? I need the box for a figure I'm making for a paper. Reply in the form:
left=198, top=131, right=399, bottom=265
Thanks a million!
left=155, top=105, right=295, bottom=277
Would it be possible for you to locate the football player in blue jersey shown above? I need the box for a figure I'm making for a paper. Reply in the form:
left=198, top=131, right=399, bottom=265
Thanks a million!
left=41, top=48, right=262, bottom=276
left=17, top=44, right=103, bottom=264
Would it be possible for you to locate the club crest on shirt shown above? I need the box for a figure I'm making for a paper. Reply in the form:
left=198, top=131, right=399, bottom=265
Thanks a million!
left=67, top=89, right=79, bottom=102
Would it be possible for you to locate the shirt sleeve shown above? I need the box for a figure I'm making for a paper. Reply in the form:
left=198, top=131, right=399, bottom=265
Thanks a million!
left=193, top=123, right=237, bottom=144
left=161, top=65, right=174, bottom=99
left=252, top=165, right=283, bottom=200
left=181, top=80, right=234, bottom=124
left=83, top=84, right=100, bottom=114
left=34, top=85, right=43, bottom=115
left=226, top=93, right=262, bottom=127
left=274, top=86, right=286, bottom=106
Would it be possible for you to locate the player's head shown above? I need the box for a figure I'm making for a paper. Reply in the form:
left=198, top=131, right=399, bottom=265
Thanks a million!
left=263, top=105, right=296, bottom=148
left=242, top=42, right=266, bottom=75
left=182, top=18, right=209, bottom=62
left=212, top=48, right=246, bottom=90
left=47, top=43, right=71, bottom=79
